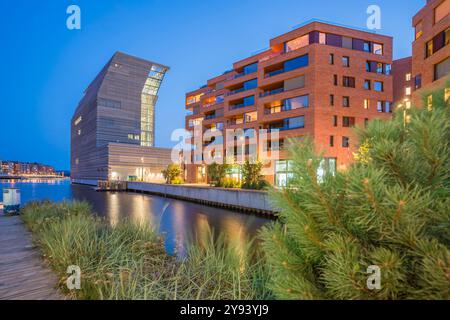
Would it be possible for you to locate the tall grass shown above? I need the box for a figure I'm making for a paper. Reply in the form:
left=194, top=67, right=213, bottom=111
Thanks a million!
left=21, top=201, right=271, bottom=300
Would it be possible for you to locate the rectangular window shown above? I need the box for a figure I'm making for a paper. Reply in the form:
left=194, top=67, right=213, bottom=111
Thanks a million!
left=343, top=116, right=355, bottom=127
left=376, top=63, right=383, bottom=74
left=334, top=74, right=338, bottom=86
left=363, top=41, right=371, bottom=52
left=333, top=115, right=338, bottom=127
left=342, top=36, right=353, bottom=49
left=415, top=74, right=422, bottom=89
left=330, top=94, right=334, bottom=106
left=365, top=118, right=369, bottom=128
left=426, top=40, right=434, bottom=58
left=275, top=160, right=294, bottom=187
left=319, top=32, right=326, bottom=44
left=285, top=35, right=309, bottom=52
left=366, top=61, right=371, bottom=72
left=373, top=43, right=383, bottom=55
left=434, top=57, right=450, bottom=81
left=343, top=96, right=350, bottom=107
left=364, top=99, right=370, bottom=109
left=377, top=101, right=391, bottom=113
left=330, top=135, right=334, bottom=147
left=326, top=33, right=343, bottom=47
left=284, top=54, right=309, bottom=72
left=406, top=73, right=412, bottom=81
left=284, top=95, right=309, bottom=110
left=329, top=53, right=334, bottom=65
left=216, top=94, right=224, bottom=104
left=343, top=76, right=355, bottom=88
left=342, top=56, right=350, bottom=67
left=374, top=81, right=384, bottom=92
left=342, top=137, right=350, bottom=148
left=415, top=21, right=423, bottom=40
left=243, top=62, right=258, bottom=75
left=243, top=95, right=255, bottom=106
left=286, top=116, right=305, bottom=129
left=364, top=79, right=371, bottom=90
left=74, top=116, right=82, bottom=126
left=244, top=78, right=258, bottom=90
left=445, top=88, right=450, bottom=102
left=405, top=87, right=412, bottom=96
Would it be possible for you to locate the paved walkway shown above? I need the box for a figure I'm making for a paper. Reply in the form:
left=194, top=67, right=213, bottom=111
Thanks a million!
left=0, top=214, right=63, bottom=300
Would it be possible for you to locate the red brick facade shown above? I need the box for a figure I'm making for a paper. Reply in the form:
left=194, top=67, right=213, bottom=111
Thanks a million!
left=184, top=21, right=394, bottom=185
left=411, top=0, right=450, bottom=107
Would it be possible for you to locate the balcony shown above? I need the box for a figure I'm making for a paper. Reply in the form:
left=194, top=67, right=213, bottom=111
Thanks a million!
left=260, top=87, right=284, bottom=97
left=265, top=69, right=285, bottom=78
left=226, top=87, right=246, bottom=97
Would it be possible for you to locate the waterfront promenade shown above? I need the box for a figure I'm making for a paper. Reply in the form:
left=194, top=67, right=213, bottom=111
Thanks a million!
left=0, top=214, right=62, bottom=300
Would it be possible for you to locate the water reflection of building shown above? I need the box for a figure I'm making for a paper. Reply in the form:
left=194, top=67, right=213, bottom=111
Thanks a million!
left=71, top=52, right=172, bottom=185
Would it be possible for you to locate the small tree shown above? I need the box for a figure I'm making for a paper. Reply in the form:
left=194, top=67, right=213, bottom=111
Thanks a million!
left=207, top=161, right=230, bottom=187
left=261, top=88, right=449, bottom=300
left=162, top=163, right=182, bottom=184
left=241, top=160, right=266, bottom=190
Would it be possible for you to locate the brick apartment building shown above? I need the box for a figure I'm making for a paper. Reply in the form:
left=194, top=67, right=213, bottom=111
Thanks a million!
left=392, top=57, right=413, bottom=105
left=184, top=20, right=394, bottom=186
left=411, top=0, right=449, bottom=107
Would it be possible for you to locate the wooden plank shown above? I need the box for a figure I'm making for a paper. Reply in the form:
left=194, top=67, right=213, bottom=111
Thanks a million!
left=0, top=215, right=64, bottom=300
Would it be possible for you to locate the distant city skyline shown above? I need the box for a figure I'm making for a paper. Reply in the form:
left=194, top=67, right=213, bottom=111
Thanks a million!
left=0, top=0, right=424, bottom=170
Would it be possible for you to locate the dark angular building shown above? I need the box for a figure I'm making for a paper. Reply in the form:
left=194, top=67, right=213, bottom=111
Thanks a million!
left=71, top=52, right=171, bottom=184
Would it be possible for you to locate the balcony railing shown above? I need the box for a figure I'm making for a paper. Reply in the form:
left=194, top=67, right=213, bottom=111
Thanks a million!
left=204, top=114, right=217, bottom=120
left=226, top=87, right=246, bottom=96
left=265, top=69, right=285, bottom=78
left=260, top=87, right=284, bottom=97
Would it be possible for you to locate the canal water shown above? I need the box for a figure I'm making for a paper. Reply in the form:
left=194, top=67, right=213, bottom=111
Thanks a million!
left=0, top=179, right=270, bottom=256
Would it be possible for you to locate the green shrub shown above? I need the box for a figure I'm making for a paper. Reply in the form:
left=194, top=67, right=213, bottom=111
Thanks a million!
left=261, top=89, right=450, bottom=300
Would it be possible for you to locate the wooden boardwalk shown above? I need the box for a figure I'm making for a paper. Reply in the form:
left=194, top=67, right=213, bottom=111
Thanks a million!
left=0, top=214, right=63, bottom=300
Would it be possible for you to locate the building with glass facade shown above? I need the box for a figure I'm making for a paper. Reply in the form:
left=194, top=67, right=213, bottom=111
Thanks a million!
left=71, top=52, right=171, bottom=184
left=183, top=20, right=394, bottom=187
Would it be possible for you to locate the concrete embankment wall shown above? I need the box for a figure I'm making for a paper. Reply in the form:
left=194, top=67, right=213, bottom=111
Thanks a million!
left=128, top=182, right=277, bottom=216
left=71, top=179, right=98, bottom=186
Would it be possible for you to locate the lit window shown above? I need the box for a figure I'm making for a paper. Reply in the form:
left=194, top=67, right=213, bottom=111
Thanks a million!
left=74, top=116, right=82, bottom=126
left=75, top=158, right=79, bottom=165
left=415, top=21, right=423, bottom=40
left=364, top=99, right=370, bottom=109
left=77, top=129, right=81, bottom=136
left=445, top=88, right=450, bottom=103
left=406, top=73, right=412, bottom=81
left=319, top=32, right=326, bottom=44
left=426, top=40, right=433, bottom=58
left=405, top=87, right=412, bottom=96
left=427, top=95, right=433, bottom=111
left=285, top=34, right=309, bottom=52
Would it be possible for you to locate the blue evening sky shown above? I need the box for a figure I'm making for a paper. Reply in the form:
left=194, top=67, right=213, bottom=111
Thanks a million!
left=0, top=0, right=424, bottom=170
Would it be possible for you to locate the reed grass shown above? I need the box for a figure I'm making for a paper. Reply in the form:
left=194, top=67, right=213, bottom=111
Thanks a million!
left=21, top=201, right=272, bottom=300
